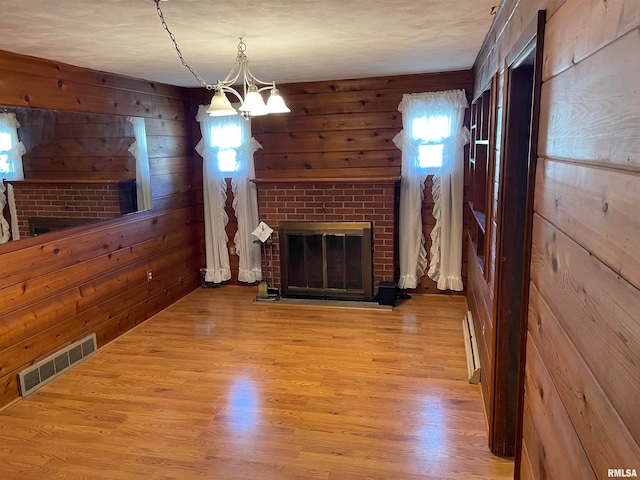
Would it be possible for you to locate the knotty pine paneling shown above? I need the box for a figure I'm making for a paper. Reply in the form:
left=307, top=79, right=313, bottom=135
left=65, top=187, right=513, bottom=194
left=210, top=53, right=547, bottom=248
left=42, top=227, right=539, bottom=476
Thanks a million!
left=255, top=129, right=399, bottom=155
left=0, top=49, right=203, bottom=408
left=527, top=283, right=640, bottom=473
left=473, top=0, right=640, bottom=471
left=0, top=217, right=198, bottom=313
left=15, top=108, right=136, bottom=181
left=522, top=337, right=597, bottom=480
left=0, top=51, right=184, bottom=98
left=22, top=159, right=134, bottom=180
left=473, top=0, right=567, bottom=93
left=535, top=158, right=640, bottom=288
left=466, top=239, right=493, bottom=428
left=192, top=72, right=472, bottom=293
left=287, top=71, right=474, bottom=95
left=530, top=215, right=640, bottom=447
left=519, top=441, right=536, bottom=480
left=251, top=73, right=472, bottom=180
left=542, top=0, right=640, bottom=81
left=539, top=29, right=640, bottom=169
left=256, top=150, right=401, bottom=177
left=252, top=111, right=403, bottom=134
left=1, top=231, right=200, bottom=350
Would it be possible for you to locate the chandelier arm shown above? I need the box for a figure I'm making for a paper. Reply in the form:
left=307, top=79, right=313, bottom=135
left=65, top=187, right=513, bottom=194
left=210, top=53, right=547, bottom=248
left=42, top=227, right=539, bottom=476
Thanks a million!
left=219, top=63, right=242, bottom=88
left=245, top=71, right=276, bottom=87
left=236, top=49, right=275, bottom=88
left=153, top=0, right=213, bottom=89
left=219, top=86, right=244, bottom=103
left=255, top=85, right=277, bottom=94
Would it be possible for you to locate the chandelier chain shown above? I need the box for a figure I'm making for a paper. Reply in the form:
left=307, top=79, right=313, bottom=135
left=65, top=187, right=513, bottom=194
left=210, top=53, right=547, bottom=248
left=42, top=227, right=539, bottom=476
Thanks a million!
left=154, top=0, right=212, bottom=89
left=151, top=0, right=289, bottom=118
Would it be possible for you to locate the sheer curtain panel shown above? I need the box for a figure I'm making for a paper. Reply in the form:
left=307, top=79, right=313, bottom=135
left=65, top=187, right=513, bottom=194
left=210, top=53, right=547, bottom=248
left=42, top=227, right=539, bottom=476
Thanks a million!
left=0, top=113, right=25, bottom=243
left=126, top=117, right=153, bottom=211
left=393, top=90, right=469, bottom=291
left=196, top=106, right=232, bottom=283
left=231, top=134, right=263, bottom=283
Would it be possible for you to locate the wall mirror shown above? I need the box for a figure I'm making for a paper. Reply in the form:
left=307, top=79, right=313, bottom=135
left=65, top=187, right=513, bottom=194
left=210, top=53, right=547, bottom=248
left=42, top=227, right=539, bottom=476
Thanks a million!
left=0, top=107, right=152, bottom=244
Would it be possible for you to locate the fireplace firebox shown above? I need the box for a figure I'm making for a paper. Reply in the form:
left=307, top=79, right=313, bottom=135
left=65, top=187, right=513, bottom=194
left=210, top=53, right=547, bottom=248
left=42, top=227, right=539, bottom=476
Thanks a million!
left=279, top=221, right=373, bottom=300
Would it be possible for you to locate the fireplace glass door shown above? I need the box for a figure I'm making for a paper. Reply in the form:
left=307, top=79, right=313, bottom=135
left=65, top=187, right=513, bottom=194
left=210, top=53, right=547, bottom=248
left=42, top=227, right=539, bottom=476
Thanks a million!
left=279, top=222, right=373, bottom=300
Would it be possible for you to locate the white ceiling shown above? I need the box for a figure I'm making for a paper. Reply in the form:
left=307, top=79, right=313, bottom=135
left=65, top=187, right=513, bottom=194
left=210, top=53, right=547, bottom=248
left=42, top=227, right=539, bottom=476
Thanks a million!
left=0, top=0, right=498, bottom=87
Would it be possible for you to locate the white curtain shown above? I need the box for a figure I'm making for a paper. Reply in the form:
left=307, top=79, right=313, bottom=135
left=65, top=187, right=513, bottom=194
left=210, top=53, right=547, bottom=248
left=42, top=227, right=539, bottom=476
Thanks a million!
left=393, top=90, right=469, bottom=291
left=231, top=133, right=263, bottom=283
left=0, top=113, right=26, bottom=243
left=126, top=117, right=153, bottom=211
left=195, top=105, right=262, bottom=284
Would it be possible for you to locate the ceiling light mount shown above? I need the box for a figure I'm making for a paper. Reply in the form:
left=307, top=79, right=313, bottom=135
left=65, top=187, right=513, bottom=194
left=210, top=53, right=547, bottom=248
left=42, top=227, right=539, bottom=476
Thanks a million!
left=152, top=0, right=290, bottom=119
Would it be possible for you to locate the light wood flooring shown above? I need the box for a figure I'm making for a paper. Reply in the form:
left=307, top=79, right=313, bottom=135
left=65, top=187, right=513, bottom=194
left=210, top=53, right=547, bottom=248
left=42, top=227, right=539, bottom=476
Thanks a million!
left=0, top=286, right=513, bottom=479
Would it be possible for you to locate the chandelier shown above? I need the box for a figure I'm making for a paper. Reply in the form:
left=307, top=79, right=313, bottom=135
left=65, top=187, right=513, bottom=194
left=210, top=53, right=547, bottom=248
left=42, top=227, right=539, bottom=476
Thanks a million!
left=153, top=0, right=290, bottom=119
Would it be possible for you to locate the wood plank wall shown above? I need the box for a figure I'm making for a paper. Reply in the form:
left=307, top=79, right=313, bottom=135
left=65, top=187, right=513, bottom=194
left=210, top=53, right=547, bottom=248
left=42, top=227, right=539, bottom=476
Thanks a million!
left=0, top=50, right=204, bottom=409
left=16, top=110, right=136, bottom=181
left=191, top=71, right=472, bottom=293
left=472, top=0, right=640, bottom=476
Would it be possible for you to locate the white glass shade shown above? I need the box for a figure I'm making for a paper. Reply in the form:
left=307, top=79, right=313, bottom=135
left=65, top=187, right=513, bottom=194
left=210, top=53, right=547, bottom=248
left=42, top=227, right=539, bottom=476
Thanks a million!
left=206, top=90, right=238, bottom=116
left=266, top=88, right=291, bottom=113
left=239, top=86, right=268, bottom=116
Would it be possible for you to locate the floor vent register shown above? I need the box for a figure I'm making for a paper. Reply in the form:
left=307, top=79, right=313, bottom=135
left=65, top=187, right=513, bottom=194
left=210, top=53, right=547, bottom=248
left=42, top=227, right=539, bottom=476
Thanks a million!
left=18, top=333, right=97, bottom=397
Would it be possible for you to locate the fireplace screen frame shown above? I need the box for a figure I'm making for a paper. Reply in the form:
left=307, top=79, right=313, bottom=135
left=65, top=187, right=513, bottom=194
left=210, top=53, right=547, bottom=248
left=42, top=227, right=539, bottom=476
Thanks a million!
left=279, top=221, right=373, bottom=300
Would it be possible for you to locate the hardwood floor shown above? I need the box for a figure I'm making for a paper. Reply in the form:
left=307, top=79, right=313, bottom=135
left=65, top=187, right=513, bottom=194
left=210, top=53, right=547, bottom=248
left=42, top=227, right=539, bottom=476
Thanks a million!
left=0, top=286, right=513, bottom=479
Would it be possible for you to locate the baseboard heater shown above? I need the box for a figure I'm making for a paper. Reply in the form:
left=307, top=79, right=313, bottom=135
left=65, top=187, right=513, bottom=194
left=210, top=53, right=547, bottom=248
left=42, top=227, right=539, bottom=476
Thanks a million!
left=463, top=311, right=481, bottom=384
left=18, top=333, right=97, bottom=397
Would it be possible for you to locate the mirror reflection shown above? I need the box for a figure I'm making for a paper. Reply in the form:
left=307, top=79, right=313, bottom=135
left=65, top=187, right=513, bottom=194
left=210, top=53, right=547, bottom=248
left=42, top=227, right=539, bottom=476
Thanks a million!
left=0, top=107, right=151, bottom=244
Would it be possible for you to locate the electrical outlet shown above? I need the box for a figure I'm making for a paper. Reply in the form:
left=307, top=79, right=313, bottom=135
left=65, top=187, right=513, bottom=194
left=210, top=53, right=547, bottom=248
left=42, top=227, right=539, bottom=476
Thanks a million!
left=146, top=270, right=153, bottom=281
left=229, top=246, right=235, bottom=255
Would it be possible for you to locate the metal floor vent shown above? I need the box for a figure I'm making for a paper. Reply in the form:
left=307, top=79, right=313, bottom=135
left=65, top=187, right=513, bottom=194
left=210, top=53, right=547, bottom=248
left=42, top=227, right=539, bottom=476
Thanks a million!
left=18, top=333, right=97, bottom=397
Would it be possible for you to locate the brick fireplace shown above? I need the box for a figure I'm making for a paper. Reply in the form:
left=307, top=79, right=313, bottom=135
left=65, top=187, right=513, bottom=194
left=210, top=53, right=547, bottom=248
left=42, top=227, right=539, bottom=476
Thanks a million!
left=7, top=179, right=137, bottom=237
left=253, top=178, right=399, bottom=296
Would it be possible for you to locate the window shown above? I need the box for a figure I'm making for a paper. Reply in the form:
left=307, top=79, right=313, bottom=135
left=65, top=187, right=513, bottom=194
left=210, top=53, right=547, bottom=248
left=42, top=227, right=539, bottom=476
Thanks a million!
left=0, top=131, right=12, bottom=173
left=211, top=123, right=242, bottom=173
left=418, top=144, right=444, bottom=169
left=0, top=112, right=25, bottom=180
left=412, top=115, right=451, bottom=171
